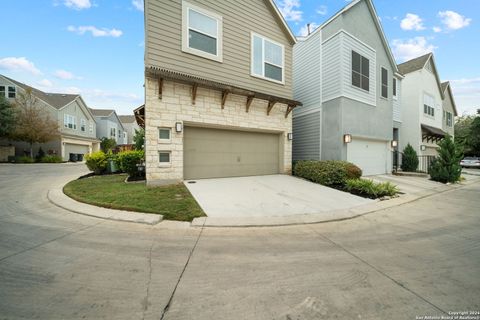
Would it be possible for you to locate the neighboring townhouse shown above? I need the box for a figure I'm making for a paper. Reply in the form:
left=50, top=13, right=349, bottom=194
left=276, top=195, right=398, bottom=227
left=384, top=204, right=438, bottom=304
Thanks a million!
left=118, top=114, right=141, bottom=145
left=144, top=0, right=301, bottom=184
left=292, top=0, right=402, bottom=176
left=90, top=109, right=128, bottom=145
left=0, top=74, right=100, bottom=161
left=397, top=53, right=457, bottom=156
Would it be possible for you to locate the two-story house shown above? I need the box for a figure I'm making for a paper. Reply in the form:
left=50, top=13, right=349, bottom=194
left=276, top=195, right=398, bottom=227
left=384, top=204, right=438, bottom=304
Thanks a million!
left=397, top=53, right=457, bottom=157
left=292, top=0, right=402, bottom=176
left=89, top=109, right=127, bottom=145
left=0, top=74, right=100, bottom=161
left=118, top=114, right=141, bottom=145
left=144, top=0, right=301, bottom=184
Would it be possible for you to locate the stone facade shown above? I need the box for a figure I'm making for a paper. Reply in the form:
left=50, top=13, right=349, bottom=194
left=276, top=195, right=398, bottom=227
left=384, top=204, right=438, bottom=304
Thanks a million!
left=145, top=78, right=293, bottom=184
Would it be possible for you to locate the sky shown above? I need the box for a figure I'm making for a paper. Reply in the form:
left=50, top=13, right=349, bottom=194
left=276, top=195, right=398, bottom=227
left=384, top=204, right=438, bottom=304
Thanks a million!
left=0, top=0, right=478, bottom=116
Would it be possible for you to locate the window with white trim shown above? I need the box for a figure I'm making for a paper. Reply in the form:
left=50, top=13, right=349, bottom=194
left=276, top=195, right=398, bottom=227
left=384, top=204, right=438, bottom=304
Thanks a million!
left=423, top=94, right=435, bottom=117
left=352, top=51, right=369, bottom=91
left=393, top=78, right=397, bottom=99
left=80, top=119, right=86, bottom=132
left=182, top=1, right=222, bottom=61
left=0, top=86, right=5, bottom=98
left=158, top=128, right=171, bottom=141
left=89, top=122, right=94, bottom=133
left=159, top=151, right=171, bottom=164
left=381, top=68, right=388, bottom=98
left=110, top=127, right=116, bottom=139
left=251, top=33, right=284, bottom=83
left=446, top=111, right=453, bottom=127
left=8, top=86, right=16, bottom=98
left=64, top=114, right=76, bottom=129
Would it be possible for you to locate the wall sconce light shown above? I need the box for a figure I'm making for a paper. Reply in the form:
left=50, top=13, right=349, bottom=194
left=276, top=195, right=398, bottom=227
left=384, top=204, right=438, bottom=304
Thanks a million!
left=287, top=133, right=293, bottom=141
left=391, top=140, right=398, bottom=148
left=343, top=134, right=352, bottom=143
left=420, top=145, right=426, bottom=151
left=175, top=122, right=183, bottom=133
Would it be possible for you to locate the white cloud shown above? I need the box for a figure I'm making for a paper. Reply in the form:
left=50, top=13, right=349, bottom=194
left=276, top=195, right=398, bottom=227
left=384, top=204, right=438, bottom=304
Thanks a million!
left=391, top=37, right=436, bottom=62
left=0, top=57, right=42, bottom=75
left=63, top=0, right=91, bottom=10
left=438, top=11, right=471, bottom=31
left=54, top=69, right=82, bottom=80
left=38, top=79, right=53, bottom=88
left=400, top=13, right=425, bottom=31
left=67, top=25, right=123, bottom=37
left=299, top=22, right=319, bottom=37
left=316, top=5, right=327, bottom=16
left=132, top=0, right=144, bottom=11
left=448, top=78, right=480, bottom=115
left=433, top=26, right=442, bottom=33
left=277, top=0, right=302, bottom=22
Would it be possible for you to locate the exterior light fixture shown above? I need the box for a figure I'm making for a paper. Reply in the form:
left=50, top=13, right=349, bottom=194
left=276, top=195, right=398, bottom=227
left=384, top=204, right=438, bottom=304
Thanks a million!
left=391, top=140, right=398, bottom=148
left=343, top=134, right=352, bottom=143
left=420, top=145, right=426, bottom=151
left=175, top=122, right=183, bottom=133
left=287, top=133, right=293, bottom=141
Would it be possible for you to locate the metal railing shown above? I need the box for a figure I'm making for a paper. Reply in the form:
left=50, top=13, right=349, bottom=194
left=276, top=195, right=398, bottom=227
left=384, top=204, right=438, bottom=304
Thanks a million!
left=392, top=151, right=436, bottom=173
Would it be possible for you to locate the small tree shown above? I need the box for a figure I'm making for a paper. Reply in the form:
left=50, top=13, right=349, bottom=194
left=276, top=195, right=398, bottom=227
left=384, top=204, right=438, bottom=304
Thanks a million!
left=133, top=128, right=145, bottom=150
left=470, top=117, right=480, bottom=155
left=401, top=143, right=419, bottom=172
left=0, top=96, right=17, bottom=138
left=10, top=89, right=59, bottom=158
left=429, top=135, right=463, bottom=183
left=100, top=137, right=116, bottom=152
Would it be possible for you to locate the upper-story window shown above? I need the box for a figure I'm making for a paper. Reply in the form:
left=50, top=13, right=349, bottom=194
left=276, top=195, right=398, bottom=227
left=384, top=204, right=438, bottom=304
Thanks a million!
left=89, top=122, right=93, bottom=133
left=423, top=93, right=435, bottom=117
left=392, top=78, right=397, bottom=100
left=351, top=51, right=369, bottom=91
left=0, top=86, right=5, bottom=98
left=64, top=114, right=76, bottom=129
left=80, top=119, right=86, bottom=132
left=182, top=1, right=223, bottom=62
left=251, top=33, right=284, bottom=84
left=381, top=68, right=388, bottom=98
left=446, top=112, right=453, bottom=127
left=110, top=127, right=116, bottom=139
left=8, top=86, right=16, bottom=98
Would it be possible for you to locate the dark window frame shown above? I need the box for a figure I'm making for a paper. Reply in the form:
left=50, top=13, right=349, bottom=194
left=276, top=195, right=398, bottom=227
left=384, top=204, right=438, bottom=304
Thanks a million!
left=381, top=68, right=388, bottom=98
left=351, top=51, right=369, bottom=92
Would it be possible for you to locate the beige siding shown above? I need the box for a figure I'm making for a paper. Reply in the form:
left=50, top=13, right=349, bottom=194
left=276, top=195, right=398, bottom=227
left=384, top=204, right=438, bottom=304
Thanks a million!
left=145, top=0, right=293, bottom=99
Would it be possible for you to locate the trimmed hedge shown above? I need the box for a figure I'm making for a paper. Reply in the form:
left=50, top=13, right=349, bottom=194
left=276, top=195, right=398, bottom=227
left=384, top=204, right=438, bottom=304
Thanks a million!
left=41, top=155, right=63, bottom=163
left=293, top=160, right=362, bottom=186
left=85, top=151, right=108, bottom=175
left=116, top=150, right=145, bottom=177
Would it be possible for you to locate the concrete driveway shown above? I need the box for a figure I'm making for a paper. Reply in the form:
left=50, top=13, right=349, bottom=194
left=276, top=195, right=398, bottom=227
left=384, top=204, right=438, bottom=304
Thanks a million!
left=184, top=175, right=373, bottom=218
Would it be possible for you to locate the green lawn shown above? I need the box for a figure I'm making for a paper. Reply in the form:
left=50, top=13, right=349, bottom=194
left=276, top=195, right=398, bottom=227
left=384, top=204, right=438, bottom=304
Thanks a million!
left=63, top=174, right=205, bottom=221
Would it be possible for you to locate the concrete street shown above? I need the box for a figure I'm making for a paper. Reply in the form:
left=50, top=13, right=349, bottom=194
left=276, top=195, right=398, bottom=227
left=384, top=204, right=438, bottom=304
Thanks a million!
left=0, top=164, right=479, bottom=320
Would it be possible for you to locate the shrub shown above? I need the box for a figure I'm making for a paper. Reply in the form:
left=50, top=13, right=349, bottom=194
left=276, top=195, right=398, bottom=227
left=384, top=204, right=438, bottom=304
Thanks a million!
left=294, top=160, right=362, bottom=187
left=35, top=147, right=45, bottom=162
left=401, top=143, right=419, bottom=172
left=345, top=179, right=399, bottom=199
left=17, top=156, right=34, bottom=163
left=429, top=135, right=463, bottom=183
left=116, top=150, right=144, bottom=177
left=41, top=155, right=63, bottom=163
left=85, top=151, right=108, bottom=175
left=100, top=137, right=116, bottom=152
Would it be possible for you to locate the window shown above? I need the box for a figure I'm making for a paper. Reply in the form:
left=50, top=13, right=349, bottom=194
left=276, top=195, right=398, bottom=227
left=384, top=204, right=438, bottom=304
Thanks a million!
left=446, top=112, right=453, bottom=127
left=381, top=68, right=388, bottom=98
left=8, top=86, right=16, bottom=98
left=182, top=1, right=222, bottom=61
left=158, top=128, right=171, bottom=141
left=80, top=119, right=86, bottom=132
left=64, top=114, right=76, bottom=129
left=110, top=127, right=116, bottom=138
left=0, top=86, right=5, bottom=97
left=89, top=123, right=94, bottom=133
left=393, top=78, right=397, bottom=99
left=352, top=51, right=369, bottom=91
left=159, top=151, right=171, bottom=164
left=251, top=33, right=284, bottom=83
left=423, top=94, right=435, bottom=117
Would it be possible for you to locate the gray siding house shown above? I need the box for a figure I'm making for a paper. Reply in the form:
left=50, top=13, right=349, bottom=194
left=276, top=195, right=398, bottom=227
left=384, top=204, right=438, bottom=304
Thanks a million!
left=0, top=74, right=100, bottom=161
left=292, top=0, right=402, bottom=175
left=118, top=115, right=141, bottom=145
left=90, top=109, right=127, bottom=145
left=144, top=0, right=301, bottom=184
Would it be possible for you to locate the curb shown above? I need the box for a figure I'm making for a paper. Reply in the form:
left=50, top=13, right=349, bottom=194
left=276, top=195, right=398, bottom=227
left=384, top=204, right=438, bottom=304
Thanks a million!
left=191, top=179, right=479, bottom=228
left=48, top=189, right=163, bottom=225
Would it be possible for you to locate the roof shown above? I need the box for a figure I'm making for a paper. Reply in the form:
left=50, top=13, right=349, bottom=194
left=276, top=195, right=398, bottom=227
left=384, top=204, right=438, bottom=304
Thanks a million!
left=118, top=115, right=136, bottom=123
left=397, top=53, right=431, bottom=75
left=302, top=0, right=399, bottom=74
left=264, top=0, right=297, bottom=44
left=1, top=74, right=79, bottom=109
left=441, top=81, right=459, bottom=116
left=89, top=108, right=115, bottom=117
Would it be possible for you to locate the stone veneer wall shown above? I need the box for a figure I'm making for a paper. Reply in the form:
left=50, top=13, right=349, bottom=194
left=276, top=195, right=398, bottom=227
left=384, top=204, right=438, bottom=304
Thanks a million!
left=145, top=78, right=293, bottom=184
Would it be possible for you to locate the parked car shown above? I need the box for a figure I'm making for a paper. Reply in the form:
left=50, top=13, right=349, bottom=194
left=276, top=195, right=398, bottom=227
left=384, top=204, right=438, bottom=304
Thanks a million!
left=460, top=157, right=480, bottom=168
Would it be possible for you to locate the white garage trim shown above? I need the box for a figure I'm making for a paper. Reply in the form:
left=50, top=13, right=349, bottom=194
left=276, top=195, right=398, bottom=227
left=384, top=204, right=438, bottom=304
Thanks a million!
left=347, top=138, right=391, bottom=176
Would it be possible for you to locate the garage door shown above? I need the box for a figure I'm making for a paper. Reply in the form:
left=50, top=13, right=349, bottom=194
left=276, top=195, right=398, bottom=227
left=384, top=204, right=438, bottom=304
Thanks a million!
left=347, top=139, right=389, bottom=176
left=65, top=143, right=89, bottom=159
left=184, top=127, right=280, bottom=180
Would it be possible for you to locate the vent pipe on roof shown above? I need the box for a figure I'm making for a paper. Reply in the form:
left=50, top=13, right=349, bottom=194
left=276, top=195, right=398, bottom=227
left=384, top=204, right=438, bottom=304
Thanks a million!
left=307, top=23, right=311, bottom=35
